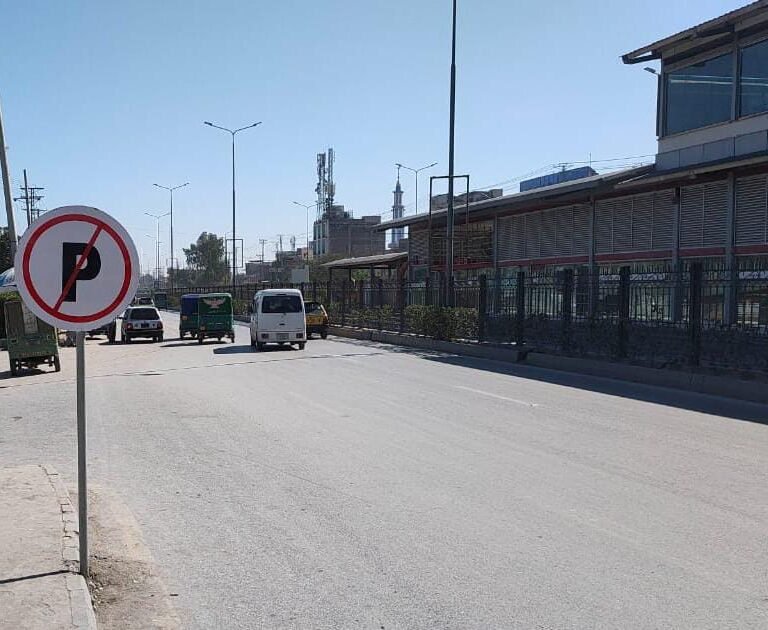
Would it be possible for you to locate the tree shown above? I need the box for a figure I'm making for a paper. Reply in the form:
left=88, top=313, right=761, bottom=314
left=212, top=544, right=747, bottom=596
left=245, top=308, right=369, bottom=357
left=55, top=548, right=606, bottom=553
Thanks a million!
left=0, top=227, right=11, bottom=273
left=183, top=232, right=228, bottom=285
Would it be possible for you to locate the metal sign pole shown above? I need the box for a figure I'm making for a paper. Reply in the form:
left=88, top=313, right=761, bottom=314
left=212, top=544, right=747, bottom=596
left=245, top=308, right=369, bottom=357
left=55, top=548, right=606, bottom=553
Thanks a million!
left=76, top=330, right=88, bottom=577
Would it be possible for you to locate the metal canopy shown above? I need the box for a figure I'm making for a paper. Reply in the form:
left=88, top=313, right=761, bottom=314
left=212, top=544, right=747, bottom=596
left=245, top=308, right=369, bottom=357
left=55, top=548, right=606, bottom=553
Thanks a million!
left=622, top=0, right=768, bottom=64
left=322, top=251, right=408, bottom=270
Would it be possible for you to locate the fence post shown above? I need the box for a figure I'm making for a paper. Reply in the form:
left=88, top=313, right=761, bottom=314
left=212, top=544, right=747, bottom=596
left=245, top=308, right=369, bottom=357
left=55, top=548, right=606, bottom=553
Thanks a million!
left=561, top=268, right=574, bottom=352
left=399, top=279, right=406, bottom=333
left=300, top=282, right=305, bottom=298
left=341, top=279, right=347, bottom=327
left=515, top=271, right=525, bottom=346
left=377, top=278, right=384, bottom=309
left=617, top=266, right=631, bottom=358
left=425, top=276, right=431, bottom=306
left=326, top=280, right=331, bottom=307
left=478, top=275, right=487, bottom=343
left=313, top=281, right=318, bottom=301
left=688, top=262, right=703, bottom=366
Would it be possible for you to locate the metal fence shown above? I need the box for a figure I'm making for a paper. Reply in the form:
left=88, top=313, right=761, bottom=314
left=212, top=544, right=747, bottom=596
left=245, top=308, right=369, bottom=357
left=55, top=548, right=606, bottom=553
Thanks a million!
left=170, top=262, right=768, bottom=374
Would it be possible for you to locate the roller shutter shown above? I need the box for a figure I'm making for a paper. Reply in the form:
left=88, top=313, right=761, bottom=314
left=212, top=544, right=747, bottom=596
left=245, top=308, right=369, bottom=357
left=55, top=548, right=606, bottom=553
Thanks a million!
left=525, top=212, right=541, bottom=258
left=555, top=206, right=574, bottom=256
left=735, top=175, right=767, bottom=245
left=572, top=204, right=591, bottom=255
left=680, top=185, right=705, bottom=248
left=652, top=189, right=675, bottom=249
left=595, top=200, right=613, bottom=254
left=612, top=198, right=633, bottom=252
left=631, top=193, right=653, bottom=251
left=702, top=180, right=728, bottom=247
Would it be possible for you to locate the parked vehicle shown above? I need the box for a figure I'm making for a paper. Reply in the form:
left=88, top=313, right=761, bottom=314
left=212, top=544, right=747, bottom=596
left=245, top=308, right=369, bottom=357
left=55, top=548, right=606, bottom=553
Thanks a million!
left=121, top=306, right=164, bottom=343
left=3, top=298, right=60, bottom=375
left=249, top=289, right=306, bottom=350
left=153, top=291, right=168, bottom=309
left=179, top=293, right=200, bottom=339
left=304, top=301, right=329, bottom=339
left=197, top=293, right=235, bottom=344
left=87, top=321, right=113, bottom=339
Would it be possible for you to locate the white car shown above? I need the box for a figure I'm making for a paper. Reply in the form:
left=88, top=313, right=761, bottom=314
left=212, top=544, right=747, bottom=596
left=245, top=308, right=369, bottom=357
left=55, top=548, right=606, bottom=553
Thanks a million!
left=121, top=306, right=164, bottom=343
left=249, top=289, right=306, bottom=350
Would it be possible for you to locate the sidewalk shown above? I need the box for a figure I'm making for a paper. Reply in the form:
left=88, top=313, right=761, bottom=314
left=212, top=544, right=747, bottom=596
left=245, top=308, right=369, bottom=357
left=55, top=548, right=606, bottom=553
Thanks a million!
left=0, top=465, right=97, bottom=629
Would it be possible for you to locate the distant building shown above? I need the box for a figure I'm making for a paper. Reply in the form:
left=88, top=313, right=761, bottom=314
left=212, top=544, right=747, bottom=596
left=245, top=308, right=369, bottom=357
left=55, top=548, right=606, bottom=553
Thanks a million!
left=312, top=204, right=385, bottom=258
left=244, top=261, right=271, bottom=283
left=430, top=188, right=503, bottom=212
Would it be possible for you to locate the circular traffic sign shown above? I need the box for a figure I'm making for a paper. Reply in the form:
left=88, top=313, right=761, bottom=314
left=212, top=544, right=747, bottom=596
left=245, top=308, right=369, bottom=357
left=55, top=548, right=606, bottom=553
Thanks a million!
left=14, top=206, right=139, bottom=331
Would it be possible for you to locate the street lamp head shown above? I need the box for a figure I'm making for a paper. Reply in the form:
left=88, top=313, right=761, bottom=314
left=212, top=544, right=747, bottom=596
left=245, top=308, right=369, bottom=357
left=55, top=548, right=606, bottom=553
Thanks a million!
left=204, top=121, right=213, bottom=126
left=644, top=67, right=658, bottom=76
left=427, top=162, right=438, bottom=168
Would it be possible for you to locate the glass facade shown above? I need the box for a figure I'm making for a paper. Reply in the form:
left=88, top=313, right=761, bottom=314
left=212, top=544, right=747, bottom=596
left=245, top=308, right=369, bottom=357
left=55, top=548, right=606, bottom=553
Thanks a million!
left=665, top=52, right=733, bottom=135
left=740, top=38, right=768, bottom=116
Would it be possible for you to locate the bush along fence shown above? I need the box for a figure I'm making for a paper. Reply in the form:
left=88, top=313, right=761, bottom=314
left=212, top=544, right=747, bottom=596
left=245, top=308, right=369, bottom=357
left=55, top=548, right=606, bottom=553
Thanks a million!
left=169, top=261, right=768, bottom=374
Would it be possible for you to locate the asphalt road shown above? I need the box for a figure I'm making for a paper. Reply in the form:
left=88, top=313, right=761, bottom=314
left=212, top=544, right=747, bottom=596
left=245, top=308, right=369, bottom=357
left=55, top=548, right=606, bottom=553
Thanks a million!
left=2, top=312, right=768, bottom=629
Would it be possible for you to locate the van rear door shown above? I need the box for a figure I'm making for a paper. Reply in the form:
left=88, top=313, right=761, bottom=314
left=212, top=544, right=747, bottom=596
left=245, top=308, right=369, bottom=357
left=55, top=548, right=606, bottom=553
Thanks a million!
left=259, top=294, right=304, bottom=341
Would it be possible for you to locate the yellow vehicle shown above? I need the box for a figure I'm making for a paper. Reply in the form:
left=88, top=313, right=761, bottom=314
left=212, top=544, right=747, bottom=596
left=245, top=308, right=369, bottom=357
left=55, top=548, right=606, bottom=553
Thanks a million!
left=304, top=300, right=329, bottom=339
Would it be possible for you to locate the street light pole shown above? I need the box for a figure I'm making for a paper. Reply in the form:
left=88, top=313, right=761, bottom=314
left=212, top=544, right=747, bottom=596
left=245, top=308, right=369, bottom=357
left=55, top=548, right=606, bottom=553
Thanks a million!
left=446, top=0, right=458, bottom=306
left=0, top=97, right=18, bottom=259
left=154, top=182, right=189, bottom=289
left=292, top=201, right=314, bottom=260
left=204, top=120, right=262, bottom=296
left=395, top=161, right=438, bottom=215
left=145, top=211, right=170, bottom=285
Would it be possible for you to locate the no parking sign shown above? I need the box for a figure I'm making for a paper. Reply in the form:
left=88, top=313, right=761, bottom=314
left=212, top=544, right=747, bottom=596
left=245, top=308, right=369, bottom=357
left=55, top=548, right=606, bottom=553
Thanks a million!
left=14, top=205, right=139, bottom=330
left=14, top=205, right=139, bottom=579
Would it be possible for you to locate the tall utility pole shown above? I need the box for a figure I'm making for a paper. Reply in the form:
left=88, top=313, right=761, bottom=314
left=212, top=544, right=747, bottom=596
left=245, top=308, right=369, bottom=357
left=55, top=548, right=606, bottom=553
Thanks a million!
left=259, top=238, right=267, bottom=263
left=15, top=170, right=45, bottom=227
left=204, top=120, right=262, bottom=296
left=0, top=97, right=17, bottom=259
left=153, top=182, right=189, bottom=289
left=445, top=0, right=458, bottom=305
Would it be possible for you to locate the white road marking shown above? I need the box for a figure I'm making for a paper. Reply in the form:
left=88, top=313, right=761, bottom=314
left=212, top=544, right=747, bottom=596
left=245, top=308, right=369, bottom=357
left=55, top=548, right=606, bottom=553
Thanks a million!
left=454, top=385, right=539, bottom=407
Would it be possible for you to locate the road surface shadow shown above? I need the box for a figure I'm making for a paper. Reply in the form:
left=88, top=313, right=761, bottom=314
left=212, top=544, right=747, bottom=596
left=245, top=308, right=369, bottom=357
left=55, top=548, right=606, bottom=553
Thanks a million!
left=212, top=345, right=259, bottom=355
left=330, top=337, right=768, bottom=424
left=423, top=353, right=768, bottom=425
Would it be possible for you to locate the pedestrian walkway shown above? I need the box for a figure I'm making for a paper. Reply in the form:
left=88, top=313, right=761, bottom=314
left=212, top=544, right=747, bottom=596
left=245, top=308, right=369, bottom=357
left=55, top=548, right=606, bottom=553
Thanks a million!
left=0, top=465, right=96, bottom=629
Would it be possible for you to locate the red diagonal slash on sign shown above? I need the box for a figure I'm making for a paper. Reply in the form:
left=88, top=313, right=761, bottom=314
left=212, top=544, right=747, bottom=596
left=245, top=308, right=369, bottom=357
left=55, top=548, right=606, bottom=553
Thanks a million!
left=53, top=225, right=103, bottom=312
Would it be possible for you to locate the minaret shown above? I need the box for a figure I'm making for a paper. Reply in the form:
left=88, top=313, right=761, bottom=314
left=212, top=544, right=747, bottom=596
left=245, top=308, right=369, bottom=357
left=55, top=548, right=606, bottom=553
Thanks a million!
left=390, top=176, right=405, bottom=249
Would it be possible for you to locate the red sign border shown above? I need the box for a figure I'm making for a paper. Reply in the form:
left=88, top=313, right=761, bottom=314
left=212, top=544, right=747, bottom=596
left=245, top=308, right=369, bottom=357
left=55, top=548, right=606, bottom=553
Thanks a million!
left=21, top=213, right=133, bottom=324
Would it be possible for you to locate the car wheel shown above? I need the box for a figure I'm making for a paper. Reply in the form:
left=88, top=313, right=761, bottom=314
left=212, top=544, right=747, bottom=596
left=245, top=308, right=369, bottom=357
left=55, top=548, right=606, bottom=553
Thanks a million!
left=256, top=342, right=265, bottom=351
left=250, top=337, right=256, bottom=348
left=298, top=342, right=306, bottom=350
left=320, top=331, right=328, bottom=339
left=198, top=335, right=203, bottom=344
left=159, top=334, right=164, bottom=342
left=53, top=356, right=61, bottom=372
left=124, top=336, right=131, bottom=344
left=10, top=360, right=18, bottom=377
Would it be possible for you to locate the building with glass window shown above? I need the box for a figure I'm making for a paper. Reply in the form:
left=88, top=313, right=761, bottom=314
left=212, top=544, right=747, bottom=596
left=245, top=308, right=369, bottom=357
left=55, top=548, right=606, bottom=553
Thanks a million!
left=376, top=1, right=768, bottom=311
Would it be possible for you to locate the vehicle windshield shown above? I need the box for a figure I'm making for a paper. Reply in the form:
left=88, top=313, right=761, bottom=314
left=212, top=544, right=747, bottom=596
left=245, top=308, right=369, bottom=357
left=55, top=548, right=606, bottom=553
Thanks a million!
left=261, top=295, right=302, bottom=314
left=129, top=308, right=160, bottom=320
left=304, top=302, right=324, bottom=314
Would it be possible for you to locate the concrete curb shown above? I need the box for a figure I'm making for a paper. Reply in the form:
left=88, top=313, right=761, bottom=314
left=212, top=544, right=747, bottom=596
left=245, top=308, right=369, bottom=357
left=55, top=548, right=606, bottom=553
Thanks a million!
left=42, top=465, right=98, bottom=630
left=330, top=326, right=768, bottom=405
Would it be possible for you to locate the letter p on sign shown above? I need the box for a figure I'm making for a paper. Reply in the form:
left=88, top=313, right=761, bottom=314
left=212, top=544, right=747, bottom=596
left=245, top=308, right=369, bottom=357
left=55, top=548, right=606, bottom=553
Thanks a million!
left=14, top=206, right=139, bottom=331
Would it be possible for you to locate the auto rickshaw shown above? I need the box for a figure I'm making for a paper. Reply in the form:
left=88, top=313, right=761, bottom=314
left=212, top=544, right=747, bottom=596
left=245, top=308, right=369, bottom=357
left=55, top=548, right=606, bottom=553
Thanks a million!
left=3, top=297, right=60, bottom=376
left=179, top=293, right=200, bottom=339
left=197, top=293, right=235, bottom=343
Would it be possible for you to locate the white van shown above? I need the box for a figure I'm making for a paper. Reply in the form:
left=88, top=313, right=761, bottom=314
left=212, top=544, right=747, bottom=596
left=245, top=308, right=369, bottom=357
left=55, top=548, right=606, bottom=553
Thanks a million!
left=249, top=289, right=307, bottom=350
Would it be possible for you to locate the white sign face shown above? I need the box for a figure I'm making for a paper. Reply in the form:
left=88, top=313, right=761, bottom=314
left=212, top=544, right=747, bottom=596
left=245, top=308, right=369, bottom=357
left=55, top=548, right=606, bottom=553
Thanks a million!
left=14, top=206, right=139, bottom=331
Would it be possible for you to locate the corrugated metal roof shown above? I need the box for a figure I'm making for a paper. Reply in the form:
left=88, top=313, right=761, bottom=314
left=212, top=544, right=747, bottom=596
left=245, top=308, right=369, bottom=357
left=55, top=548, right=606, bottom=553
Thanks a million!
left=376, top=165, right=652, bottom=231
left=322, top=251, right=408, bottom=269
left=622, top=1, right=768, bottom=64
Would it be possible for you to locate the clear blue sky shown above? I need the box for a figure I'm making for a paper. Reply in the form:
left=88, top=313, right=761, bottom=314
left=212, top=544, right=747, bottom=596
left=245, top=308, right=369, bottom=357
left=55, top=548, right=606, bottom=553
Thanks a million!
left=0, top=0, right=741, bottom=267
